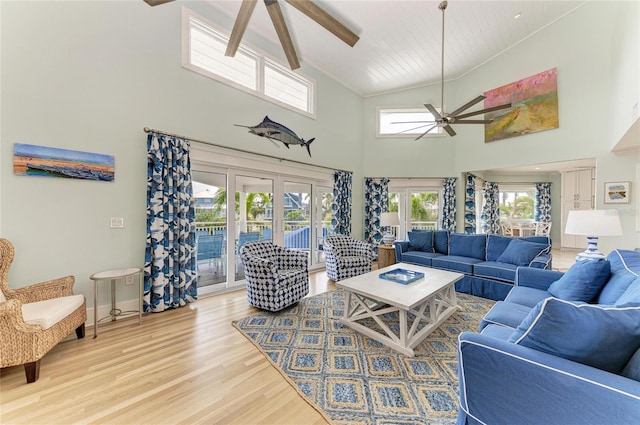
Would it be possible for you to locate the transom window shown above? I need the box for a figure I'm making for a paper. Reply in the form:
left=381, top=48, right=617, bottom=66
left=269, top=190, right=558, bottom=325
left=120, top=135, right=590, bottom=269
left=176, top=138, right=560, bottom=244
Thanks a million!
left=182, top=8, right=315, bottom=117
left=377, top=107, right=443, bottom=138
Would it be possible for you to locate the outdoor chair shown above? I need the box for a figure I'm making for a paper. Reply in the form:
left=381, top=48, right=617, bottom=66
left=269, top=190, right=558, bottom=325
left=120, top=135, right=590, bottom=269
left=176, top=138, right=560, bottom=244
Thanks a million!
left=197, top=234, right=224, bottom=272
left=0, top=238, right=86, bottom=383
left=239, top=240, right=309, bottom=311
left=323, top=234, right=375, bottom=281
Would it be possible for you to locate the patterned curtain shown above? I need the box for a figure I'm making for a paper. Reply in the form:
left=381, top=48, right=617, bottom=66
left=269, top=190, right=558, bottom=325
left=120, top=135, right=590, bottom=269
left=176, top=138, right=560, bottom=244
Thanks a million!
left=464, top=173, right=476, bottom=234
left=332, top=171, right=352, bottom=235
left=481, top=182, right=500, bottom=234
left=144, top=132, right=197, bottom=313
left=535, top=183, right=552, bottom=222
left=364, top=178, right=389, bottom=246
left=441, top=177, right=457, bottom=231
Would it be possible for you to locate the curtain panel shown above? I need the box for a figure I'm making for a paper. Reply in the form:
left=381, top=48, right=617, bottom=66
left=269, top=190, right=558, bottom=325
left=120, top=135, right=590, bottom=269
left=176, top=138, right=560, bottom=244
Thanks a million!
left=535, top=183, right=552, bottom=222
left=332, top=171, right=353, bottom=235
left=481, top=181, right=500, bottom=234
left=464, top=174, right=476, bottom=234
left=145, top=132, right=197, bottom=313
left=442, top=177, right=457, bottom=231
left=364, top=178, right=389, bottom=248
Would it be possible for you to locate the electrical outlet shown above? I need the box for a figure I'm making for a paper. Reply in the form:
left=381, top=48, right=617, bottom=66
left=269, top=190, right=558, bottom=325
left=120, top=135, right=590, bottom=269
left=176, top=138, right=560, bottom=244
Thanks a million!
left=110, top=217, right=124, bottom=229
left=125, top=275, right=134, bottom=285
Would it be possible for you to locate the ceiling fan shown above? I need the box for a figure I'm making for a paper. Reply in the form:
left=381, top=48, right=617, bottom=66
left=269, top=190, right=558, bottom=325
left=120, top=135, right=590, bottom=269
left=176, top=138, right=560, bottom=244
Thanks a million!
left=144, top=0, right=359, bottom=70
left=402, top=1, right=512, bottom=140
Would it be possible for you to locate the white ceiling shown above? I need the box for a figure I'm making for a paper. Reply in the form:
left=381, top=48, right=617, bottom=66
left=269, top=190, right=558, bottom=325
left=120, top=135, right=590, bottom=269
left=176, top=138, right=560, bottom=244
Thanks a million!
left=206, top=0, right=588, bottom=97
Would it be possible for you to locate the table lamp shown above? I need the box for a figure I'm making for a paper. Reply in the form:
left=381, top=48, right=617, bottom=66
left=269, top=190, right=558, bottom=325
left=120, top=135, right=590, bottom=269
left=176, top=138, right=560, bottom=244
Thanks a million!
left=379, top=212, right=400, bottom=245
left=565, top=209, right=622, bottom=261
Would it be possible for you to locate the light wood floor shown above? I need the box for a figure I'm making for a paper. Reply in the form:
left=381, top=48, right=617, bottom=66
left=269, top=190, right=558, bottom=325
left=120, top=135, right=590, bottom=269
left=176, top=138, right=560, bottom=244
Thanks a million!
left=1, top=250, right=576, bottom=425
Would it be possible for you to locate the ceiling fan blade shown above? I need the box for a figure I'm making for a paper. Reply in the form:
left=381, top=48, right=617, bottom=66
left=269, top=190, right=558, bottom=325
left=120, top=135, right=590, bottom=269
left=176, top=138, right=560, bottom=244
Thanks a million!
left=284, top=0, right=359, bottom=47
left=225, top=0, right=258, bottom=57
left=454, top=103, right=512, bottom=120
left=390, top=121, right=436, bottom=124
left=394, top=124, right=433, bottom=135
left=443, top=125, right=456, bottom=137
left=448, top=95, right=485, bottom=117
left=415, top=124, right=438, bottom=141
left=142, top=0, right=174, bottom=6
left=453, top=120, right=494, bottom=124
left=424, top=104, right=443, bottom=121
left=265, top=0, right=300, bottom=70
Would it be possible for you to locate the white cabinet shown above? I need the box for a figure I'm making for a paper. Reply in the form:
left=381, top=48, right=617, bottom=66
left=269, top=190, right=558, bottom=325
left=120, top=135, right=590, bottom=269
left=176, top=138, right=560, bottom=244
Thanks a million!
left=561, top=169, right=594, bottom=248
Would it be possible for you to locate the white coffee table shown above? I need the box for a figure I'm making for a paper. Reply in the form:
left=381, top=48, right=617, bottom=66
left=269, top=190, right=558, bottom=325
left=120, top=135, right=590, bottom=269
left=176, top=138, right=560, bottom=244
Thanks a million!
left=336, top=262, right=463, bottom=356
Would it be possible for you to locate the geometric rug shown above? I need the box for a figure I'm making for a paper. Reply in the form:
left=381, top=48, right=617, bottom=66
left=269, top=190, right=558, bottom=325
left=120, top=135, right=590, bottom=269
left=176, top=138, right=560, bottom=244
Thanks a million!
left=232, top=289, right=495, bottom=425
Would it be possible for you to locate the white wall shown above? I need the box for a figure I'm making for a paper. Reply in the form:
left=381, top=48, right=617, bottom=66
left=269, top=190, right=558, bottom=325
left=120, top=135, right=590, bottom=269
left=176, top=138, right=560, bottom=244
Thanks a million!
left=0, top=0, right=363, bottom=303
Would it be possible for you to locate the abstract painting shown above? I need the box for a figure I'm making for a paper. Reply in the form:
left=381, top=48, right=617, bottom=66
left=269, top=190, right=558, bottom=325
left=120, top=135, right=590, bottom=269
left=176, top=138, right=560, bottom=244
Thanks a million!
left=484, top=68, right=559, bottom=142
left=13, top=143, right=115, bottom=181
left=604, top=181, right=630, bottom=204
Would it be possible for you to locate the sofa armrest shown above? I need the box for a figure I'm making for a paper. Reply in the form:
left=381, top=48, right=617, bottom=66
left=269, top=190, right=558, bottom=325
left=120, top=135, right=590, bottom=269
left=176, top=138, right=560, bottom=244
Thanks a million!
left=529, top=252, right=552, bottom=270
left=394, top=241, right=408, bottom=261
left=458, top=331, right=640, bottom=425
left=515, top=267, right=564, bottom=291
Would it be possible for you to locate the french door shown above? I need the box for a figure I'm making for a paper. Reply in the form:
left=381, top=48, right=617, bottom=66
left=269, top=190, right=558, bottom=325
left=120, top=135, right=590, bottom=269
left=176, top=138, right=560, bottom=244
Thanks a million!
left=192, top=163, right=332, bottom=296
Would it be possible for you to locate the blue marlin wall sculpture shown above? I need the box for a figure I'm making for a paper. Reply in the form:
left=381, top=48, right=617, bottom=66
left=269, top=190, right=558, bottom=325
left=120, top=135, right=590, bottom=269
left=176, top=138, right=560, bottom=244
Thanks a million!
left=235, top=116, right=315, bottom=157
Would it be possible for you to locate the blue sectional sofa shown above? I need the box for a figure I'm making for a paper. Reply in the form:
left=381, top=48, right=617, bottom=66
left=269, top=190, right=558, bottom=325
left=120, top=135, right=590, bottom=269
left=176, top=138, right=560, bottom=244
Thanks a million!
left=394, top=231, right=552, bottom=300
left=457, top=249, right=640, bottom=425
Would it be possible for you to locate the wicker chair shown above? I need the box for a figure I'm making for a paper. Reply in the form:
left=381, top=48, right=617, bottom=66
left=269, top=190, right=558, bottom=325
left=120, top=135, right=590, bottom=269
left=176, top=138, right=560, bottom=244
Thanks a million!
left=323, top=234, right=374, bottom=281
left=240, top=240, right=309, bottom=312
left=0, top=238, right=86, bottom=383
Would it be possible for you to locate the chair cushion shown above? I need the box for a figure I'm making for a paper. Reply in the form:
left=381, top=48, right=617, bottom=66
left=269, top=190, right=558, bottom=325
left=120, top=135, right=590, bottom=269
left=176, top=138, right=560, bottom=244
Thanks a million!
left=21, top=294, right=85, bottom=330
left=497, top=239, right=549, bottom=266
left=479, top=301, right=532, bottom=331
left=547, top=259, right=611, bottom=302
left=508, top=298, right=640, bottom=374
left=504, top=286, right=551, bottom=308
left=616, top=277, right=640, bottom=306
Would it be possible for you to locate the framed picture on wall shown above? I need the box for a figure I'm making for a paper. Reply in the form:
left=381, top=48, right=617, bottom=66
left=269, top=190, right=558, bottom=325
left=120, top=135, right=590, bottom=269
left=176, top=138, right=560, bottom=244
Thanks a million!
left=604, top=181, right=630, bottom=204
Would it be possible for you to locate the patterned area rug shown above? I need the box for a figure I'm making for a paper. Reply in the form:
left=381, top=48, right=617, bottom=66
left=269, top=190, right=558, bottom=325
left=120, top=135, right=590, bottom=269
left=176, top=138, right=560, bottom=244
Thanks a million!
left=232, top=290, right=495, bottom=425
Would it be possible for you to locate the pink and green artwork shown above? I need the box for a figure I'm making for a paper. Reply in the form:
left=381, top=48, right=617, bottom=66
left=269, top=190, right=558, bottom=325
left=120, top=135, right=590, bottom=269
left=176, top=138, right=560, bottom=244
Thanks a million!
left=13, top=143, right=114, bottom=181
left=484, top=67, right=559, bottom=143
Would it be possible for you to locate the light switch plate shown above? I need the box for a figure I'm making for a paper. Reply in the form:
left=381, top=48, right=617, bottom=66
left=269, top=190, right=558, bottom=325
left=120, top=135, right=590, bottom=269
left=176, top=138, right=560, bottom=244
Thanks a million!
left=110, top=217, right=124, bottom=228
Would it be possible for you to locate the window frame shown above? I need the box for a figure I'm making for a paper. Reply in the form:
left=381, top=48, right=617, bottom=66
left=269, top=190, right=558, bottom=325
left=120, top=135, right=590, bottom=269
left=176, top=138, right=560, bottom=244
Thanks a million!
left=376, top=106, right=445, bottom=138
left=182, top=7, right=316, bottom=118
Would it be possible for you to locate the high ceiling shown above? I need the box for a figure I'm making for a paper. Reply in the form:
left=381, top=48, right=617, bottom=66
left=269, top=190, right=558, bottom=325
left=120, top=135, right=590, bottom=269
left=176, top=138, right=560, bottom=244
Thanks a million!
left=206, top=0, right=587, bottom=96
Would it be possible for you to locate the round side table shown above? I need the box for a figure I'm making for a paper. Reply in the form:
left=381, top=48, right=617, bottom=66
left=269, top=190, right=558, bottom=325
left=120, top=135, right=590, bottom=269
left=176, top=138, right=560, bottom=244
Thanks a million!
left=90, top=267, right=143, bottom=338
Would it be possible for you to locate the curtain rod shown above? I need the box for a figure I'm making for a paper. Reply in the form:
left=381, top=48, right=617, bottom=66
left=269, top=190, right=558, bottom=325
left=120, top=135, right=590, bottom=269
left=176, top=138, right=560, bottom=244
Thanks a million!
left=143, top=127, right=350, bottom=174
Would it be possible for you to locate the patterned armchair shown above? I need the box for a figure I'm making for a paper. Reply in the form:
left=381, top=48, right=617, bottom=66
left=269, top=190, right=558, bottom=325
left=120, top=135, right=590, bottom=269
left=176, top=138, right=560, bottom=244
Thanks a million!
left=0, top=238, right=86, bottom=383
left=240, top=241, right=309, bottom=312
left=323, top=234, right=375, bottom=281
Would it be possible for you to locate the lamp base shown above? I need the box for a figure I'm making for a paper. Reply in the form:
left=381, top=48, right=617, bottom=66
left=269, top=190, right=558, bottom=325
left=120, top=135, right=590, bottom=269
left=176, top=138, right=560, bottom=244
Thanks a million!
left=576, top=236, right=605, bottom=262
left=382, top=233, right=395, bottom=245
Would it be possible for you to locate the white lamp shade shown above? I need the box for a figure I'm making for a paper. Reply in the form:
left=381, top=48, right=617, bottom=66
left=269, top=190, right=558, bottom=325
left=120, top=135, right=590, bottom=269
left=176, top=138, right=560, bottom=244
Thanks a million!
left=379, top=212, right=400, bottom=227
left=565, top=210, right=622, bottom=236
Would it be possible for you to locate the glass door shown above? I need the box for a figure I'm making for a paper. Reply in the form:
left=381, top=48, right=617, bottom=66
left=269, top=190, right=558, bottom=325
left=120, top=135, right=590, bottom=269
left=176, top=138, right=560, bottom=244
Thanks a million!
left=234, top=174, right=273, bottom=283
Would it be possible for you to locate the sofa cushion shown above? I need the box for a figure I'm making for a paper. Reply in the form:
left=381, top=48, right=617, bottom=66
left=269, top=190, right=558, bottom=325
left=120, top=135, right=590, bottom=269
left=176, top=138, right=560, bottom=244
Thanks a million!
left=408, top=231, right=433, bottom=252
left=616, top=277, right=640, bottom=306
left=431, top=255, right=483, bottom=275
left=547, top=259, right=611, bottom=302
left=485, top=234, right=514, bottom=262
left=400, top=251, right=442, bottom=267
left=598, top=249, right=640, bottom=304
left=479, top=301, right=532, bottom=331
left=497, top=239, right=549, bottom=267
left=449, top=234, right=487, bottom=260
left=474, top=261, right=518, bottom=283
left=520, top=236, right=552, bottom=252
left=433, top=231, right=449, bottom=254
left=480, top=323, right=515, bottom=341
left=508, top=298, right=640, bottom=374
left=504, top=286, right=551, bottom=308
left=622, top=347, right=640, bottom=382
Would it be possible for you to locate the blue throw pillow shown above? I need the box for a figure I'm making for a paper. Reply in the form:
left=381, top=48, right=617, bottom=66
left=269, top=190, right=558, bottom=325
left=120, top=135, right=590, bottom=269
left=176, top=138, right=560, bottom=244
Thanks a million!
left=408, top=231, right=433, bottom=252
left=547, top=259, right=611, bottom=302
left=496, top=239, right=549, bottom=266
left=508, top=298, right=640, bottom=374
left=486, top=234, right=514, bottom=261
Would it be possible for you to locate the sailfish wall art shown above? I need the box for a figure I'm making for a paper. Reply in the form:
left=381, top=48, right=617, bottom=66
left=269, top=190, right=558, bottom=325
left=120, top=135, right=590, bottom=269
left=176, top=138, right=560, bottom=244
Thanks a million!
left=235, top=116, right=315, bottom=157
